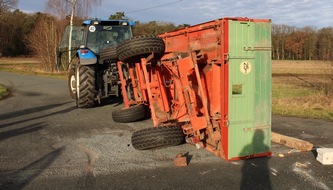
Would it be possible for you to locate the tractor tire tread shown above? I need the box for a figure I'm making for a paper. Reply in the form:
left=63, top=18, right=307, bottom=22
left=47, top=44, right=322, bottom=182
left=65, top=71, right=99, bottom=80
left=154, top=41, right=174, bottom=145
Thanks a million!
left=76, top=65, right=95, bottom=108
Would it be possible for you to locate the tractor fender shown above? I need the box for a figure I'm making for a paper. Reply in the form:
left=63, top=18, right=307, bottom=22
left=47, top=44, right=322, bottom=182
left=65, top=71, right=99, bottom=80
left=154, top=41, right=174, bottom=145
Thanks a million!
left=76, top=49, right=97, bottom=65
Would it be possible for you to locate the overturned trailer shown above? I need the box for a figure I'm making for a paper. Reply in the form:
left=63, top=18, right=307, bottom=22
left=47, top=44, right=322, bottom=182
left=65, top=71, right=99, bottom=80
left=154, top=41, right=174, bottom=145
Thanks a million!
left=114, top=17, right=272, bottom=161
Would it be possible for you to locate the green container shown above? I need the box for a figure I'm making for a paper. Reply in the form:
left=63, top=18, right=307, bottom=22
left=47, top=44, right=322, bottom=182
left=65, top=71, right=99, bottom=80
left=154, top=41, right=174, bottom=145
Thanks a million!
left=227, top=20, right=272, bottom=159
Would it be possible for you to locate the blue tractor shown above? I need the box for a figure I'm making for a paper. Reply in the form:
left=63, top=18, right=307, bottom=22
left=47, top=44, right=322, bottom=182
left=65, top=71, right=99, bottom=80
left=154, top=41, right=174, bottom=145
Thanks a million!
left=58, top=19, right=134, bottom=108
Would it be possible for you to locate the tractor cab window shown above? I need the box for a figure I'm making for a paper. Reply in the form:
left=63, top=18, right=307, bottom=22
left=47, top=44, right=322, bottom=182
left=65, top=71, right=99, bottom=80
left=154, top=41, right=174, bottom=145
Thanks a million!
left=86, top=25, right=132, bottom=54
left=59, top=26, right=84, bottom=50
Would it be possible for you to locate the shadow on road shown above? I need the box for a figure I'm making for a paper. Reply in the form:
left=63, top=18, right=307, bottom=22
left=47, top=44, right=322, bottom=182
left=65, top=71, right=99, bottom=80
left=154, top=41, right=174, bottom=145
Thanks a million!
left=0, top=122, right=45, bottom=142
left=97, top=96, right=124, bottom=108
left=0, top=102, right=76, bottom=129
left=240, top=130, right=272, bottom=190
left=1, top=147, right=65, bottom=190
left=0, top=102, right=72, bottom=122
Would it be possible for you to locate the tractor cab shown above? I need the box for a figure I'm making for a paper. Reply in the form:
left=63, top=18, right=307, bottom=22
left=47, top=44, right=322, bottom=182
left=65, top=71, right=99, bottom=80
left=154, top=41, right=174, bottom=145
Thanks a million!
left=59, top=19, right=134, bottom=57
left=81, top=20, right=134, bottom=54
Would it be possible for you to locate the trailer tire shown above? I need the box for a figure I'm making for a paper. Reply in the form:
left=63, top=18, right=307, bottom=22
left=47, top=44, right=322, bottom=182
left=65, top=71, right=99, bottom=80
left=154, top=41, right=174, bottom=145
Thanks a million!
left=117, top=35, right=165, bottom=63
left=112, top=104, right=148, bottom=123
left=131, top=126, right=185, bottom=150
left=76, top=65, right=95, bottom=108
left=99, top=46, right=118, bottom=63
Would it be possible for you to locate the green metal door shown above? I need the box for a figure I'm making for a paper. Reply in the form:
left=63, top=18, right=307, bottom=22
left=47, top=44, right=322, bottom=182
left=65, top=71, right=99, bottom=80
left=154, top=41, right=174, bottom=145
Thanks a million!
left=227, top=20, right=271, bottom=159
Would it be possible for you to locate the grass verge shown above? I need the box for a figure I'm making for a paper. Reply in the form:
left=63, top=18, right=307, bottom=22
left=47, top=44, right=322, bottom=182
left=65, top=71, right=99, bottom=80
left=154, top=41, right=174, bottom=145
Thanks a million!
left=0, top=84, right=9, bottom=99
left=0, top=67, right=66, bottom=80
left=0, top=58, right=66, bottom=80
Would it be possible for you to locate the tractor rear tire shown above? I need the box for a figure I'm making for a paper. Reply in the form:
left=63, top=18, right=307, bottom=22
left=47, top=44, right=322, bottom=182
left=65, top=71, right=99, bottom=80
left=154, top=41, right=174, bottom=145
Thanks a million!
left=76, top=65, right=95, bottom=108
left=99, top=46, right=118, bottom=63
left=112, top=104, right=148, bottom=123
left=131, top=126, right=185, bottom=150
left=117, top=35, right=165, bottom=63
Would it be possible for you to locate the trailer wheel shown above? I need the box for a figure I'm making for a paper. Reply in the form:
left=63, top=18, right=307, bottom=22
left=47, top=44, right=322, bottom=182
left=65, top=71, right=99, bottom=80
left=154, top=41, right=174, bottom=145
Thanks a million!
left=117, top=35, right=165, bottom=63
left=76, top=65, right=95, bottom=108
left=99, top=46, right=118, bottom=63
left=131, top=126, right=185, bottom=150
left=112, top=104, right=148, bottom=123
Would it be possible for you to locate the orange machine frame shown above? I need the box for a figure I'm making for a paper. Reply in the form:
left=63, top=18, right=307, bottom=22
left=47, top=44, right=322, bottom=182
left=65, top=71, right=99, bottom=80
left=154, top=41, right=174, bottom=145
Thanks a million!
left=117, top=17, right=271, bottom=160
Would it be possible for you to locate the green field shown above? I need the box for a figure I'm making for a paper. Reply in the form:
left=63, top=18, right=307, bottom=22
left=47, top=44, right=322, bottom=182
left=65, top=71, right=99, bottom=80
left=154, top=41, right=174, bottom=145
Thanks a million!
left=272, top=60, right=333, bottom=121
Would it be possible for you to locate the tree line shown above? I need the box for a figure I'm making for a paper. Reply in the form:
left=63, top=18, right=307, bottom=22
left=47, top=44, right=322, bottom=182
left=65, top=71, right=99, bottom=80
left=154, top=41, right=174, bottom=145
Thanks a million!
left=1, top=2, right=333, bottom=72
left=272, top=25, right=333, bottom=60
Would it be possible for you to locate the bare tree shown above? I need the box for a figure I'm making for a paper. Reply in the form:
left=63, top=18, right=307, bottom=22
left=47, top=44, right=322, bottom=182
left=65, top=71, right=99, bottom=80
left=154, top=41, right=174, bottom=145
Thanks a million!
left=0, top=0, right=17, bottom=54
left=0, top=0, right=17, bottom=15
left=26, top=0, right=101, bottom=72
left=317, top=27, right=333, bottom=61
left=301, top=26, right=317, bottom=60
left=271, top=24, right=296, bottom=60
left=47, top=0, right=101, bottom=65
left=46, top=0, right=101, bottom=19
left=27, top=14, right=58, bottom=72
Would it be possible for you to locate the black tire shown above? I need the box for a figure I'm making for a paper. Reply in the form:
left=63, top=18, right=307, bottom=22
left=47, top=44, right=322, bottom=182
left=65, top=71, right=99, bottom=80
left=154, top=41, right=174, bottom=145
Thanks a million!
left=131, top=126, right=185, bottom=150
left=112, top=104, right=148, bottom=123
left=117, top=35, right=165, bottom=63
left=99, top=46, right=118, bottom=63
left=76, top=65, right=95, bottom=108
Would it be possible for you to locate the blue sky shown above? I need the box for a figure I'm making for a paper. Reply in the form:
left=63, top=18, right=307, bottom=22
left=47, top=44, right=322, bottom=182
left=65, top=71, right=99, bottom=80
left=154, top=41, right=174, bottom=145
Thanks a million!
left=17, top=0, right=333, bottom=28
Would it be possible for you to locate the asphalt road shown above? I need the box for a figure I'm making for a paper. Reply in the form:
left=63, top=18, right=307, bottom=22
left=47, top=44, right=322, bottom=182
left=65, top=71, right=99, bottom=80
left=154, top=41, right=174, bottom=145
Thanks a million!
left=0, top=71, right=332, bottom=190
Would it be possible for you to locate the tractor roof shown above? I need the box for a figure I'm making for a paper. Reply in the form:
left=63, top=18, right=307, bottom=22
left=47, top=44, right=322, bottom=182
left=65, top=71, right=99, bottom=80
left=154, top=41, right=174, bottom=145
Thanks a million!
left=82, top=19, right=135, bottom=26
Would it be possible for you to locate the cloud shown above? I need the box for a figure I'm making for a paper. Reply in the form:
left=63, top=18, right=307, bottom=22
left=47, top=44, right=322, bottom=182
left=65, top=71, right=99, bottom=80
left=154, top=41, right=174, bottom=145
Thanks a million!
left=17, top=0, right=333, bottom=28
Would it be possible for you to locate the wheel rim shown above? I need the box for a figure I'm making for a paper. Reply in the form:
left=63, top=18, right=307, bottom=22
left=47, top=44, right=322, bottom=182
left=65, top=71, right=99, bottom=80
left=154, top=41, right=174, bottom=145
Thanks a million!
left=75, top=66, right=80, bottom=99
left=70, top=74, right=76, bottom=93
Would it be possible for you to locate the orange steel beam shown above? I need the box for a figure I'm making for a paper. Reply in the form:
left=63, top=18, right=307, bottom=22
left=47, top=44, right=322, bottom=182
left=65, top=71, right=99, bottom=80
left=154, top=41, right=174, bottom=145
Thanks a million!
left=129, top=65, right=140, bottom=102
left=140, top=58, right=159, bottom=126
left=117, top=61, right=130, bottom=108
left=189, top=52, right=215, bottom=139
